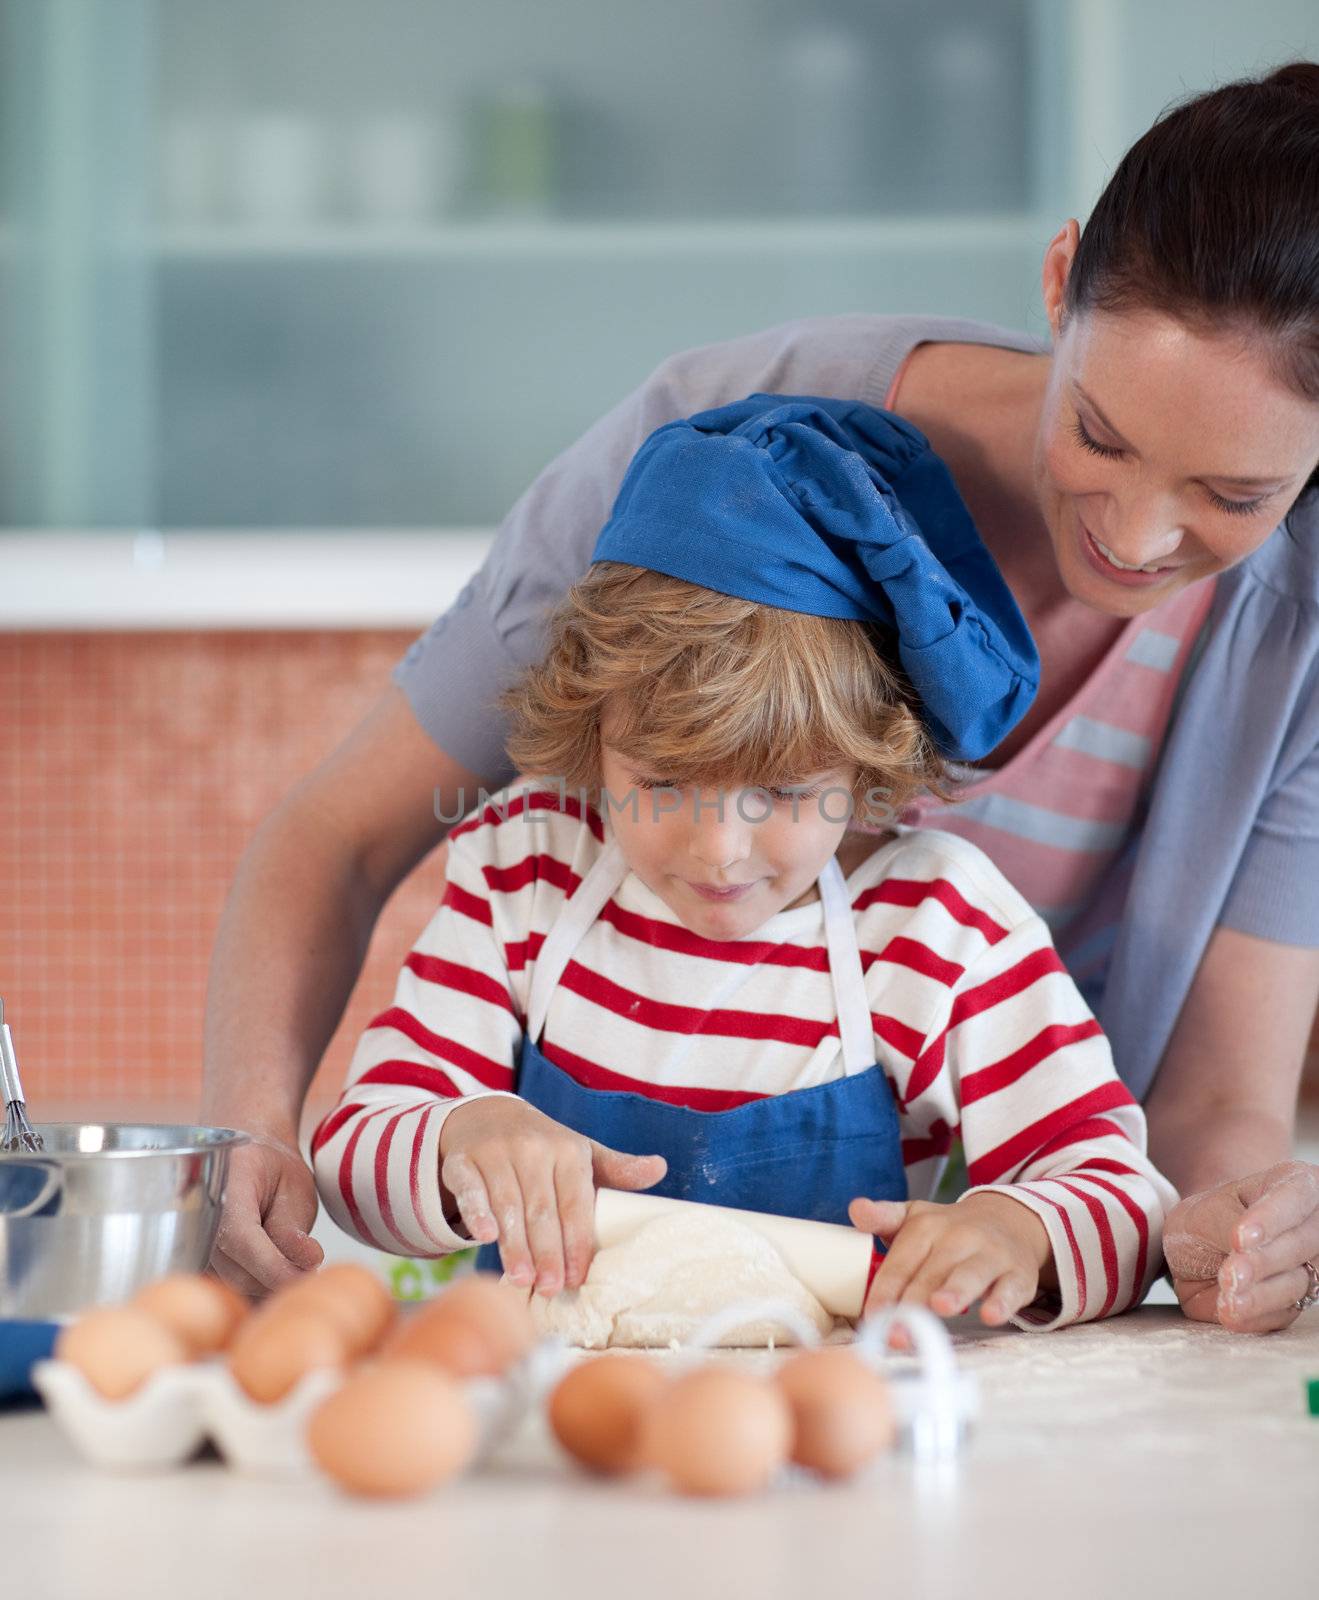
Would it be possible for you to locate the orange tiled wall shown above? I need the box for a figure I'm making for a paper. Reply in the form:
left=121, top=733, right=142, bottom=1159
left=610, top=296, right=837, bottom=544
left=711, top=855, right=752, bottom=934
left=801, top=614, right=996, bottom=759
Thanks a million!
left=0, top=630, right=448, bottom=1114
left=2, top=630, right=1317, bottom=1118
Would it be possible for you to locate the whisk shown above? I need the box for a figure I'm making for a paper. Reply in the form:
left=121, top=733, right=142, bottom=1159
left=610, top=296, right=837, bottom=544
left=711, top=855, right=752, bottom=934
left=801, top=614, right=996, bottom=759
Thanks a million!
left=0, top=996, right=43, bottom=1152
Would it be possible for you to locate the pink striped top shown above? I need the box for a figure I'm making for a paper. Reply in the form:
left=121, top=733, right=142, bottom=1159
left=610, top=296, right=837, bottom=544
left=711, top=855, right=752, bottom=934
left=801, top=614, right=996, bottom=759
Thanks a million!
left=895, top=581, right=1216, bottom=988
left=878, top=351, right=1218, bottom=1004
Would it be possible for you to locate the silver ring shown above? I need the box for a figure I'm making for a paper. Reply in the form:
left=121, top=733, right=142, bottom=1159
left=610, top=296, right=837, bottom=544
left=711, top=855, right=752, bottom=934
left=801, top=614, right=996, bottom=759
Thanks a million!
left=1294, top=1259, right=1319, bottom=1313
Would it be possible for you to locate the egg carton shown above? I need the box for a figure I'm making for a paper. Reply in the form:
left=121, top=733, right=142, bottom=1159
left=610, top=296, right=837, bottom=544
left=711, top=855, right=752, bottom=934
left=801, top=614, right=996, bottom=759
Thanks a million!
left=32, top=1351, right=544, bottom=1477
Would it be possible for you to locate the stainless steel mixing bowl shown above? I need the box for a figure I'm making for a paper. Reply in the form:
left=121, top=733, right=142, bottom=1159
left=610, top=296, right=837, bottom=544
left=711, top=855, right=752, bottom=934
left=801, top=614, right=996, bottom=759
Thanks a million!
left=0, top=1123, right=248, bottom=1317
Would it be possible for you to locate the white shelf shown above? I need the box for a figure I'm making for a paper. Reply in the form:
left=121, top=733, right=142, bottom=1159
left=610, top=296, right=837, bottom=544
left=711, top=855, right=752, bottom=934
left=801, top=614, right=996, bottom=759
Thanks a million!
left=151, top=213, right=1052, bottom=260
left=0, top=528, right=494, bottom=629
left=0, top=214, right=1054, bottom=269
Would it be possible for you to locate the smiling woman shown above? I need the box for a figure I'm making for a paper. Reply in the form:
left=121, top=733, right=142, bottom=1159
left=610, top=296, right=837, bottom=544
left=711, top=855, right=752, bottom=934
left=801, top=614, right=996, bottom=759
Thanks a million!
left=1030, top=59, right=1319, bottom=615
left=1025, top=308, right=1316, bottom=614
left=202, top=63, right=1319, bottom=1337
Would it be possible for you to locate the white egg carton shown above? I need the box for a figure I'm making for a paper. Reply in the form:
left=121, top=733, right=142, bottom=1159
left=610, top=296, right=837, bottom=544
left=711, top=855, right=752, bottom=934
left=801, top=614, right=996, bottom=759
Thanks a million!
left=32, top=1354, right=538, bottom=1477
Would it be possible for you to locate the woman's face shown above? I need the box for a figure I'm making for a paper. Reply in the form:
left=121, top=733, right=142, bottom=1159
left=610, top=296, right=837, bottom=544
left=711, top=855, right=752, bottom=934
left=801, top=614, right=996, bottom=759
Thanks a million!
left=597, top=730, right=857, bottom=942
left=1034, top=232, right=1319, bottom=618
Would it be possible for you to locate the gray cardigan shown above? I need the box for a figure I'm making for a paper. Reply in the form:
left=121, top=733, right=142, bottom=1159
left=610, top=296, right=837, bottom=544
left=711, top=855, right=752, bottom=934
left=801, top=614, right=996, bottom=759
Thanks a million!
left=394, top=314, right=1319, bottom=1101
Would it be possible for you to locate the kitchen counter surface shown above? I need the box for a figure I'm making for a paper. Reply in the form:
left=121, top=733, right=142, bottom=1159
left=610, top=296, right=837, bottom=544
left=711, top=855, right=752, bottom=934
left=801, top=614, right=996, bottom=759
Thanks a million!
left=4, top=1305, right=1316, bottom=1600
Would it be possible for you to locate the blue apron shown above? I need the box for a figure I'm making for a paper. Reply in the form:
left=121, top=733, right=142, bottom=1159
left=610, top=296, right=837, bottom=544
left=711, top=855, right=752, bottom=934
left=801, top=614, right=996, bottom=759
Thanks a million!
left=475, top=836, right=907, bottom=1273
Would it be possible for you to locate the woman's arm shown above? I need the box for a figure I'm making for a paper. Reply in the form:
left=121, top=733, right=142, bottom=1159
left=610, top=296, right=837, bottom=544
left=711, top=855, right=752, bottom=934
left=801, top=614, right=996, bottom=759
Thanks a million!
left=1145, top=923, right=1319, bottom=1331
left=203, top=683, right=490, bottom=1294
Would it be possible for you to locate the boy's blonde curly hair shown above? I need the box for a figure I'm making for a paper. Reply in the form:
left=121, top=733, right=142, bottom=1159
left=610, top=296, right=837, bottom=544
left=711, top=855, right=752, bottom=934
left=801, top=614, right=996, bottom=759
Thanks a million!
left=497, top=563, right=952, bottom=819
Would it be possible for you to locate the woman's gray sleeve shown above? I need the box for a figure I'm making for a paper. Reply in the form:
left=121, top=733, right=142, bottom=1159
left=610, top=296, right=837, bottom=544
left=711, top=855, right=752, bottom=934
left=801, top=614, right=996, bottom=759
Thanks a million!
left=389, top=315, right=892, bottom=787
left=1220, top=732, right=1319, bottom=947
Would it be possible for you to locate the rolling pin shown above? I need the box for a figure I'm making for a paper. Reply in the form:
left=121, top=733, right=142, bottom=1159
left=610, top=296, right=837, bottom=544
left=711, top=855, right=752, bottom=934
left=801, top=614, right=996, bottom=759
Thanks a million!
left=593, top=1188, right=875, bottom=1320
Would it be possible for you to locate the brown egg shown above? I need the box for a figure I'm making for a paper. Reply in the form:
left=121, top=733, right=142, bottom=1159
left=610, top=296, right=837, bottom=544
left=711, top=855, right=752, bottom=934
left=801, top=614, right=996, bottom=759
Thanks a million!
left=549, top=1356, right=667, bottom=1475
left=132, top=1274, right=250, bottom=1357
left=56, top=1306, right=190, bottom=1399
left=271, top=1263, right=395, bottom=1355
left=385, top=1274, right=534, bottom=1376
left=227, top=1308, right=350, bottom=1403
left=648, top=1367, right=792, bottom=1497
left=775, top=1347, right=895, bottom=1479
left=387, top=1305, right=504, bottom=1378
left=308, top=1359, right=478, bottom=1498
left=431, top=1274, right=535, bottom=1369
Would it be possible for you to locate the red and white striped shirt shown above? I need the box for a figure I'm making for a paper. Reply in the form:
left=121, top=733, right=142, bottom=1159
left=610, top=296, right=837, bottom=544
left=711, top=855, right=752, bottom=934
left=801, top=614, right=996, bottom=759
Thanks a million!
left=312, top=784, right=1178, bottom=1330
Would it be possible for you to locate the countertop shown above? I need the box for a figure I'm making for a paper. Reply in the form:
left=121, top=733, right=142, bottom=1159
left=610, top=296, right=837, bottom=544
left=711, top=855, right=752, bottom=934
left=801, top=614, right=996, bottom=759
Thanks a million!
left=5, top=1306, right=1316, bottom=1600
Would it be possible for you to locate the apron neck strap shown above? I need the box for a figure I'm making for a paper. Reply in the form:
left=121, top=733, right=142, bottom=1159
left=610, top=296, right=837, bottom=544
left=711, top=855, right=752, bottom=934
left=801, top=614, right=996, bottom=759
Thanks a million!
left=525, top=839, right=629, bottom=1042
left=525, top=839, right=875, bottom=1077
left=819, top=855, right=875, bottom=1075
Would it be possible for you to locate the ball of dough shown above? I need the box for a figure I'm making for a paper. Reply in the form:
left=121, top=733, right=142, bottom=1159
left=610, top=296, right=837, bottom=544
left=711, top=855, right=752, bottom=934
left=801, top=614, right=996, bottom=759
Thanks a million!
left=527, top=1211, right=832, bottom=1350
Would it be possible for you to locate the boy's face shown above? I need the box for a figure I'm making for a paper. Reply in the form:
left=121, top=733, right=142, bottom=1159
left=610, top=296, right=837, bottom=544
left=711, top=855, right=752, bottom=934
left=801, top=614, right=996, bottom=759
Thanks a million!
left=597, top=733, right=858, bottom=941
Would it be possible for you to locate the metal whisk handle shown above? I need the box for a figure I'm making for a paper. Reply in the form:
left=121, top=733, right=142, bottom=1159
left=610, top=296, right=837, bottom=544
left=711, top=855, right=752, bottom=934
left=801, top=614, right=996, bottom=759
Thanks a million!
left=0, top=996, right=44, bottom=1153
left=0, top=1000, right=23, bottom=1106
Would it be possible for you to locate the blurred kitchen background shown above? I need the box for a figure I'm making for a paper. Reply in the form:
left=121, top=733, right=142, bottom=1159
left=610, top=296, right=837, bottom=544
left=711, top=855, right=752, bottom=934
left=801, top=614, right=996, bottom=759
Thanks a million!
left=1, top=0, right=1316, bottom=1118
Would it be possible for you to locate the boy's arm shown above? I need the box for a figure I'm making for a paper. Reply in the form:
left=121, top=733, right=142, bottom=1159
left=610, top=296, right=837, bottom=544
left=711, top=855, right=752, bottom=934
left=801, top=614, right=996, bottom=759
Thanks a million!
left=922, top=916, right=1180, bottom=1330
left=310, top=809, right=523, bottom=1257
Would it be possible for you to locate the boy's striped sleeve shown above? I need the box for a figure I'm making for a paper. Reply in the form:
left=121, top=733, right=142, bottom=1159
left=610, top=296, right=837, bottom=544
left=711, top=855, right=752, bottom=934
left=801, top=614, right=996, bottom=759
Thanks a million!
left=913, top=915, right=1179, bottom=1329
left=310, top=826, right=523, bottom=1256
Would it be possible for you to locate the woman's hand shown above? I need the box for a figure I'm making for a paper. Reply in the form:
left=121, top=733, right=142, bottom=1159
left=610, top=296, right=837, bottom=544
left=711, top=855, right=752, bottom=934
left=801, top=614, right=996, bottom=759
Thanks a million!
left=1164, top=1161, right=1319, bottom=1333
left=850, top=1192, right=1053, bottom=1325
left=438, top=1098, right=666, bottom=1296
left=211, top=1133, right=325, bottom=1297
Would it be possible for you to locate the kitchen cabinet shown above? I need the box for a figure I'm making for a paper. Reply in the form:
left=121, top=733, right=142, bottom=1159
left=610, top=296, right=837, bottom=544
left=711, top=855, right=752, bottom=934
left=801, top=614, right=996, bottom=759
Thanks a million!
left=1, top=0, right=1315, bottom=536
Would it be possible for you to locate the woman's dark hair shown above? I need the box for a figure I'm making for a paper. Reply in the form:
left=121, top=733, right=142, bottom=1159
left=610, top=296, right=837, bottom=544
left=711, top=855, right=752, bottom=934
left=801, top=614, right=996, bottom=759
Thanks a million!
left=1066, top=61, right=1319, bottom=413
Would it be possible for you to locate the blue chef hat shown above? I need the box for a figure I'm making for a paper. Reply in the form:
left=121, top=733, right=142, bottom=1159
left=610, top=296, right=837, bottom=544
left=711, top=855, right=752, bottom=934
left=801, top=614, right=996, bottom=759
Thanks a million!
left=590, top=394, right=1039, bottom=763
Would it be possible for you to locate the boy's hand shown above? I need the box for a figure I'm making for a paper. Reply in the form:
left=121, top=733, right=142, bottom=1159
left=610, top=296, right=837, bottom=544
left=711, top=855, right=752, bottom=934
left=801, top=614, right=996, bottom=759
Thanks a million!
left=850, top=1192, right=1053, bottom=1326
left=439, top=1098, right=666, bottom=1296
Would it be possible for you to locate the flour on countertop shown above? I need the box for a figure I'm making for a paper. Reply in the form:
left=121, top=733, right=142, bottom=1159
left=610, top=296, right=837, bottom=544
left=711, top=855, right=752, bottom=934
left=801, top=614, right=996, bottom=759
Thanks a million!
left=522, top=1210, right=834, bottom=1349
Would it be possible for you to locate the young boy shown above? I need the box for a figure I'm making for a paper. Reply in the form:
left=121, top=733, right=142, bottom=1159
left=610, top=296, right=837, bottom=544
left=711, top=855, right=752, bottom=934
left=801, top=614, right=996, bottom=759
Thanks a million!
left=313, top=395, right=1177, bottom=1331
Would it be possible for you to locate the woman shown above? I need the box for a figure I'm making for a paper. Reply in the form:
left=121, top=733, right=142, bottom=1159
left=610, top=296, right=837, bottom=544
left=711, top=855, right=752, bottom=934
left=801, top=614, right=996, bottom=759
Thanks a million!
left=205, top=63, right=1319, bottom=1333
